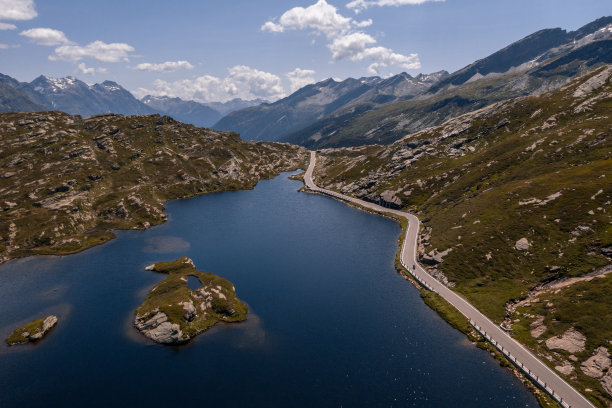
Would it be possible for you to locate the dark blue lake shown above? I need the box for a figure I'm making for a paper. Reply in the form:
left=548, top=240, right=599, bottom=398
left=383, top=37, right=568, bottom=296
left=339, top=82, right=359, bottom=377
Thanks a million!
left=0, top=172, right=537, bottom=407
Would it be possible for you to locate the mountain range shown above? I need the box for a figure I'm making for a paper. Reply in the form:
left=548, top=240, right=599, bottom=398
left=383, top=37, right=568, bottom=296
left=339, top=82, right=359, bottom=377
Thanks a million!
left=281, top=16, right=612, bottom=148
left=0, top=74, right=262, bottom=127
left=215, top=16, right=612, bottom=148
left=213, top=70, right=449, bottom=141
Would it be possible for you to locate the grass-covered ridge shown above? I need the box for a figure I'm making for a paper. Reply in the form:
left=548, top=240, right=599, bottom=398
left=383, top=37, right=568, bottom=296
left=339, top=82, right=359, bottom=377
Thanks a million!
left=315, top=66, right=612, bottom=406
left=135, top=257, right=247, bottom=344
left=0, top=113, right=308, bottom=264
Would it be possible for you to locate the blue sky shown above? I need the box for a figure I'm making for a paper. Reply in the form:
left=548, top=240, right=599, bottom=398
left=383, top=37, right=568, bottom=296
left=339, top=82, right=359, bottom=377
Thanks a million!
left=1, top=0, right=610, bottom=102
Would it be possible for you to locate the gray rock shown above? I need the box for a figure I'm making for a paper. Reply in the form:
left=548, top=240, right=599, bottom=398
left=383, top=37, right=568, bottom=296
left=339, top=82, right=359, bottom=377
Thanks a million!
left=545, top=328, right=587, bottom=353
left=29, top=315, right=58, bottom=340
left=134, top=311, right=186, bottom=344
left=515, top=237, right=531, bottom=251
left=145, top=322, right=184, bottom=344
left=181, top=301, right=197, bottom=322
left=580, top=346, right=611, bottom=378
left=602, top=369, right=612, bottom=397
left=135, top=311, right=167, bottom=331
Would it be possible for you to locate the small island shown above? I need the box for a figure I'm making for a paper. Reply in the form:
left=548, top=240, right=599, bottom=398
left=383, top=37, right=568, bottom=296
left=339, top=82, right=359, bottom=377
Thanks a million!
left=6, top=315, right=58, bottom=346
left=135, top=257, right=248, bottom=344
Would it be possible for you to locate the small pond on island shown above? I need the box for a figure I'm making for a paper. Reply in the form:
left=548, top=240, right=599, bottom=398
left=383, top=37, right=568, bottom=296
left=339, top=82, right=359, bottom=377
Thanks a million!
left=0, top=171, right=538, bottom=407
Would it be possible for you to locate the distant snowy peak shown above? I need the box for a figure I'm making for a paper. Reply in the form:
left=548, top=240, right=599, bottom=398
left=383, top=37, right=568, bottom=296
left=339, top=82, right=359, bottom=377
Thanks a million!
left=31, top=75, right=87, bottom=93
left=98, top=81, right=125, bottom=92
left=416, top=70, right=450, bottom=83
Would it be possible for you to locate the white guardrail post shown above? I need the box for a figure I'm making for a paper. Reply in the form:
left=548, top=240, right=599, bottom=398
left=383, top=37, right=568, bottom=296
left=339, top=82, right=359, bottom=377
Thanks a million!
left=468, top=320, right=574, bottom=407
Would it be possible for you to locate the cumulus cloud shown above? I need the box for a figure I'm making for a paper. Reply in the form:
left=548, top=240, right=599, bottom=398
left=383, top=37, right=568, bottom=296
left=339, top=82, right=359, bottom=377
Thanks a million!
left=51, top=40, right=134, bottom=63
left=0, top=0, right=37, bottom=20
left=286, top=68, right=316, bottom=92
left=133, top=65, right=287, bottom=103
left=328, top=31, right=376, bottom=60
left=135, top=60, right=194, bottom=72
left=76, top=62, right=107, bottom=75
left=347, top=0, right=444, bottom=13
left=261, top=0, right=352, bottom=38
left=19, top=27, right=72, bottom=46
left=263, top=0, right=420, bottom=74
left=0, top=22, right=17, bottom=30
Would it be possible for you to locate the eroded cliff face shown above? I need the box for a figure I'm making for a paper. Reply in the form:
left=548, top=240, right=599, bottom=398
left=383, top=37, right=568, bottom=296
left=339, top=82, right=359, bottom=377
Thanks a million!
left=0, top=112, right=308, bottom=263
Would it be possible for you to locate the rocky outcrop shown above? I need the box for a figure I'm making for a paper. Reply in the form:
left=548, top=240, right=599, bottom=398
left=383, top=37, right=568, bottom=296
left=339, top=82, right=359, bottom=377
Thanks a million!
left=545, top=328, right=587, bottom=353
left=555, top=361, right=574, bottom=375
left=6, top=315, right=58, bottom=345
left=134, top=311, right=185, bottom=344
left=420, top=248, right=453, bottom=265
left=530, top=316, right=547, bottom=338
left=581, top=346, right=611, bottom=378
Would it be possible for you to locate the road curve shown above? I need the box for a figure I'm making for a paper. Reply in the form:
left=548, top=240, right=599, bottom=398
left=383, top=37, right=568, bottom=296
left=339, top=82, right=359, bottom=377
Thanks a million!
left=304, top=151, right=595, bottom=408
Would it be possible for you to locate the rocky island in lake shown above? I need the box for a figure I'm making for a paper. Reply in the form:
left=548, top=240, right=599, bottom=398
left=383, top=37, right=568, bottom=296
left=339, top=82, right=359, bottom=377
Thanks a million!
left=135, top=257, right=247, bottom=344
left=6, top=315, right=58, bottom=346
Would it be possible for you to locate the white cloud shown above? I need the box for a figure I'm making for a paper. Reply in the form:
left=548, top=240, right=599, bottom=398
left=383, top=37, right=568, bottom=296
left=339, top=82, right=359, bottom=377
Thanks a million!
left=347, top=0, right=444, bottom=13
left=0, top=0, right=37, bottom=20
left=76, top=62, right=107, bottom=75
left=133, top=65, right=287, bottom=103
left=360, top=47, right=421, bottom=73
left=353, top=19, right=373, bottom=28
left=261, top=21, right=284, bottom=33
left=329, top=32, right=420, bottom=74
left=19, top=27, right=71, bottom=46
left=0, top=22, right=17, bottom=30
left=51, top=40, right=134, bottom=62
left=261, top=0, right=352, bottom=38
left=328, top=31, right=376, bottom=60
left=135, top=60, right=194, bottom=72
left=263, top=0, right=420, bottom=75
left=286, top=68, right=316, bottom=92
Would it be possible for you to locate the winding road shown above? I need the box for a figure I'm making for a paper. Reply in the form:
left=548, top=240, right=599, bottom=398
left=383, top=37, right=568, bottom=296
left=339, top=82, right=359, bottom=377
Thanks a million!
left=305, top=151, right=595, bottom=408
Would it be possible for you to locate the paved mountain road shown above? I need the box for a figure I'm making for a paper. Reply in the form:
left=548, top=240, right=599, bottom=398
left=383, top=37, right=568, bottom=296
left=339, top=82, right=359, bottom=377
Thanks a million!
left=304, top=151, right=595, bottom=408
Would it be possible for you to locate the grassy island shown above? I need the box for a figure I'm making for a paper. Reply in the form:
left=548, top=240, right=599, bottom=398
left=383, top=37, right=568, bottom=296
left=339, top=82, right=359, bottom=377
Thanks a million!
left=135, top=257, right=247, bottom=344
left=6, top=315, right=58, bottom=346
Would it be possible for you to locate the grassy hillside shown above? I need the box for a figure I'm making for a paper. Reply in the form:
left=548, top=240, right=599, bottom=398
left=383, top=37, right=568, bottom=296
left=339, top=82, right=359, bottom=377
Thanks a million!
left=314, top=66, right=612, bottom=406
left=0, top=112, right=308, bottom=264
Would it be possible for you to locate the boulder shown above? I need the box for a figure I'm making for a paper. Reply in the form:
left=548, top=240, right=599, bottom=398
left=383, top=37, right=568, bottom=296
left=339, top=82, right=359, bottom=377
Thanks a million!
left=181, top=301, right=197, bottom=322
left=515, top=238, right=531, bottom=251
